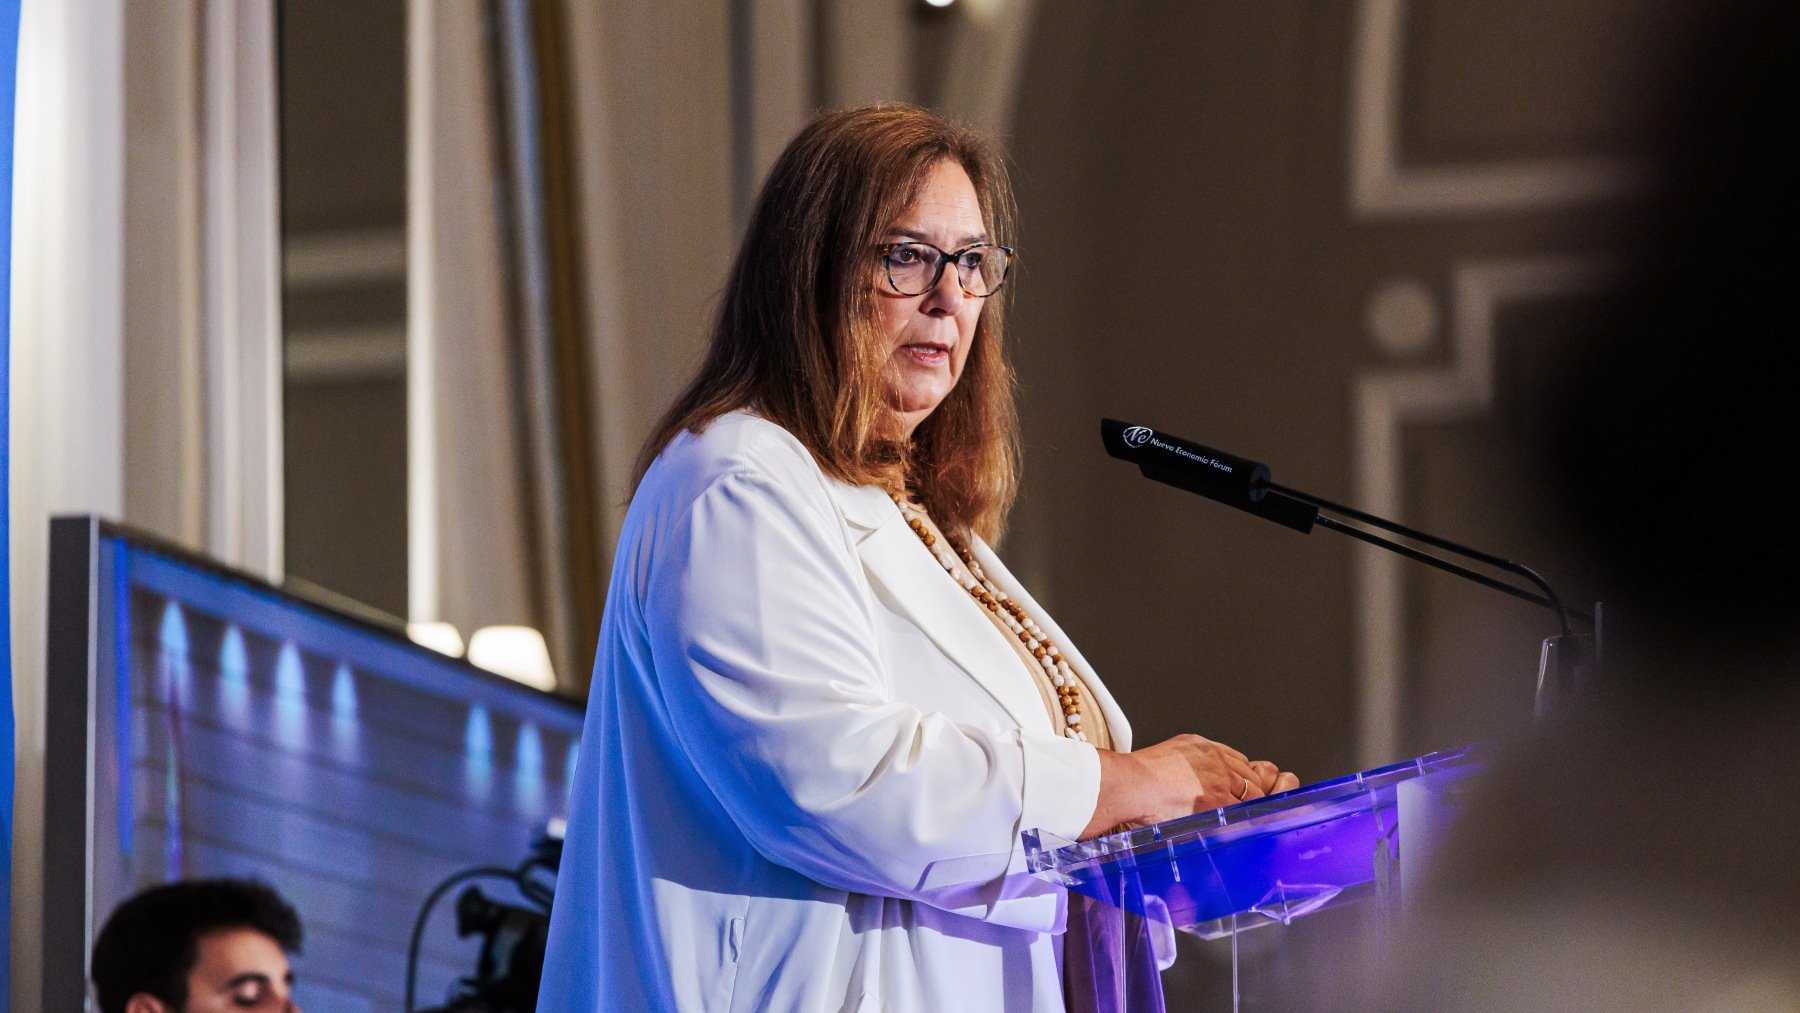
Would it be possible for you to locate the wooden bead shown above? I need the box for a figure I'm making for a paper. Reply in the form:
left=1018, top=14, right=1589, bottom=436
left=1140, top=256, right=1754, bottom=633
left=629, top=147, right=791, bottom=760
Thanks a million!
left=895, top=492, right=1102, bottom=745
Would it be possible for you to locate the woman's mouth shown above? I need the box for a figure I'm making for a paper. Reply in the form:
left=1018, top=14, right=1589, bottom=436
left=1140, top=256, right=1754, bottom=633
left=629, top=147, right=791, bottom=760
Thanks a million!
left=901, top=342, right=951, bottom=366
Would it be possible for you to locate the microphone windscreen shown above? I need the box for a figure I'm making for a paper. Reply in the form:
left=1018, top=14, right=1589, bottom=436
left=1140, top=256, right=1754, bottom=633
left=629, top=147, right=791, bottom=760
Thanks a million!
left=1100, top=419, right=1271, bottom=501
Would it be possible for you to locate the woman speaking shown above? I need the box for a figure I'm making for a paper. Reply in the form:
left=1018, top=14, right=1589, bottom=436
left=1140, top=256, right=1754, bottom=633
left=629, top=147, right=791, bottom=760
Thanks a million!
left=538, top=103, right=1299, bottom=1012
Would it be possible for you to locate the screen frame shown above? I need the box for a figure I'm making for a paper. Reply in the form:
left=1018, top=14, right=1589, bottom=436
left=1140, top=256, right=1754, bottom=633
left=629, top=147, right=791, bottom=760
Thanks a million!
left=42, top=514, right=584, bottom=1009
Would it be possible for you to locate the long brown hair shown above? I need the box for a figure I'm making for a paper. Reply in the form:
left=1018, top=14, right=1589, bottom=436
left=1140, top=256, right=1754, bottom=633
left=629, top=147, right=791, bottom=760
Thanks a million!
left=635, top=103, right=1020, bottom=541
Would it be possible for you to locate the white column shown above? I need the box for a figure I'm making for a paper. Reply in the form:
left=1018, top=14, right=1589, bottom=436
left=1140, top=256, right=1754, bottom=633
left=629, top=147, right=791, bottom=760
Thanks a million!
left=123, top=0, right=206, bottom=546
left=562, top=0, right=735, bottom=581
left=405, top=0, right=535, bottom=633
left=8, top=1, right=127, bottom=1006
left=200, top=0, right=284, bottom=579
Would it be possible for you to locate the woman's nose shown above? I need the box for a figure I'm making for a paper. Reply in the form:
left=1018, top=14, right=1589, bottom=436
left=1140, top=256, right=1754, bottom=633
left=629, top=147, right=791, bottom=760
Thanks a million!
left=920, top=263, right=965, bottom=314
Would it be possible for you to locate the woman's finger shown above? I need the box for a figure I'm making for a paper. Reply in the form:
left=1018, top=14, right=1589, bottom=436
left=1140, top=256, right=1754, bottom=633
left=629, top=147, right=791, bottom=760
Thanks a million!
left=1219, top=772, right=1263, bottom=803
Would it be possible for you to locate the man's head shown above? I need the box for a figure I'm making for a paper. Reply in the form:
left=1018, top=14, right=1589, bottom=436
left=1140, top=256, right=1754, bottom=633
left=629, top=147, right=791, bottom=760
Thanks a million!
left=91, top=878, right=304, bottom=1013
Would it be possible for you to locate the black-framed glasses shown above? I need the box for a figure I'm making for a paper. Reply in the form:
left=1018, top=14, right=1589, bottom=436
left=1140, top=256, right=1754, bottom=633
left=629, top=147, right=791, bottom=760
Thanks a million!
left=877, top=241, right=1014, bottom=297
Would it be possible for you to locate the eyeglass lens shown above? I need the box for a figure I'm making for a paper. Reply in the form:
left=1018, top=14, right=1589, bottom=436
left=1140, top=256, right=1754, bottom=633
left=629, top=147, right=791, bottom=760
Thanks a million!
left=885, top=243, right=1010, bottom=296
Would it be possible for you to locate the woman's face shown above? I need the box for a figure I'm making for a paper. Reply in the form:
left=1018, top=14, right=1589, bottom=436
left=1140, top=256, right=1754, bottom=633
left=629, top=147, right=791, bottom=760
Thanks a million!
left=875, top=159, right=989, bottom=437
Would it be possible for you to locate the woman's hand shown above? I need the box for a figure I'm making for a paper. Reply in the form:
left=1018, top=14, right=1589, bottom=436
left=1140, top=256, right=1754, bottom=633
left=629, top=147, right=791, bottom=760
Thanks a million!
left=1081, top=735, right=1301, bottom=839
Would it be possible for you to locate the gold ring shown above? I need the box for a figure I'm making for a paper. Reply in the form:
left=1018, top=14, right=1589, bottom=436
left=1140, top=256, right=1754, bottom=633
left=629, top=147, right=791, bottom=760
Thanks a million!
left=1232, top=776, right=1250, bottom=801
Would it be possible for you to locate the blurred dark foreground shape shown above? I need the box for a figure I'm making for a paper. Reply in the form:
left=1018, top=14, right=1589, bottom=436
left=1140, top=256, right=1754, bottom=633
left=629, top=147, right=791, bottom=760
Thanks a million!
left=1291, top=2, right=1800, bottom=1009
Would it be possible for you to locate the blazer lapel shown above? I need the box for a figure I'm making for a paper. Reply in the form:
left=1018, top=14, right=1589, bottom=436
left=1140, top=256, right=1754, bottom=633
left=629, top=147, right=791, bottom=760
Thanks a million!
left=826, top=482, right=1053, bottom=734
left=967, top=537, right=1133, bottom=753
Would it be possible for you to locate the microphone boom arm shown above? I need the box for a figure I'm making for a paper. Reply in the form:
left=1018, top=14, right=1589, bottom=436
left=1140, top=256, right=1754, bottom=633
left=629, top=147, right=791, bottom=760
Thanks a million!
left=1267, top=482, right=1582, bottom=635
left=1102, top=418, right=1585, bottom=637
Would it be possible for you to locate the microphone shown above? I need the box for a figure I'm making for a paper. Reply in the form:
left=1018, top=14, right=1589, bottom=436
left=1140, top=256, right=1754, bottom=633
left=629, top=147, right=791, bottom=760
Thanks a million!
left=1100, top=417, right=1587, bottom=634
left=1100, top=419, right=1318, bottom=533
left=1103, top=417, right=1599, bottom=716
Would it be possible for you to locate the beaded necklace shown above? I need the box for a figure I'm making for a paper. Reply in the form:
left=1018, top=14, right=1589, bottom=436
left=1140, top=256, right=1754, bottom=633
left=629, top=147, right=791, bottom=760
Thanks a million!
left=893, top=495, right=1096, bottom=743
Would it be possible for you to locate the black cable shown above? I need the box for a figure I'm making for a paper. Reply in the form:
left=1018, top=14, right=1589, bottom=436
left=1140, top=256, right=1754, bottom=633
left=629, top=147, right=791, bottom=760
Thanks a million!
left=405, top=866, right=517, bottom=1013
left=516, top=863, right=556, bottom=910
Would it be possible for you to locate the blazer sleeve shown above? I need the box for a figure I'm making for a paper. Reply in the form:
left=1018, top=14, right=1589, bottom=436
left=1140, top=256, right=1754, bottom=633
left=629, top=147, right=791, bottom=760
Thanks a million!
left=640, top=464, right=1100, bottom=922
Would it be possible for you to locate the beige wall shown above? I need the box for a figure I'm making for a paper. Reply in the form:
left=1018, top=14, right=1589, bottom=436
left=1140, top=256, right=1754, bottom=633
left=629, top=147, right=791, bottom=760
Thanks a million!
left=269, top=0, right=1700, bottom=1006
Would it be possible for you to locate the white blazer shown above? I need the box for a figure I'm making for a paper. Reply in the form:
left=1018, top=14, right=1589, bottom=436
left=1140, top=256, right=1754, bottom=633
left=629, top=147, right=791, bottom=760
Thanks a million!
left=538, top=412, right=1132, bottom=1012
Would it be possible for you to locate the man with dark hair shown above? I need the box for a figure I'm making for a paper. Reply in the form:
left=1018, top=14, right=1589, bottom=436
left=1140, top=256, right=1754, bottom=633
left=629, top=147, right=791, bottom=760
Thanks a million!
left=90, top=877, right=304, bottom=1013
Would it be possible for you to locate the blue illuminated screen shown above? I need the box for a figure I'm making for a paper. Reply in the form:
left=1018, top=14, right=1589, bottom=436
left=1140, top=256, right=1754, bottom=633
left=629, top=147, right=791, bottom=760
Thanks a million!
left=90, top=533, right=584, bottom=1011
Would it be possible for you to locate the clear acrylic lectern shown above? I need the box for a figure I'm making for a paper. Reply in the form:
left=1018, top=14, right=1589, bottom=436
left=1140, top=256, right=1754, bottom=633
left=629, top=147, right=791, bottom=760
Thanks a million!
left=1025, top=747, right=1482, bottom=1008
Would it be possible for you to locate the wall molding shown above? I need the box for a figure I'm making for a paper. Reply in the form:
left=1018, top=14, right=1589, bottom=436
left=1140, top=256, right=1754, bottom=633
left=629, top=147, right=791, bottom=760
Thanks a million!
left=1352, top=255, right=1616, bottom=766
left=1347, top=0, right=1645, bottom=219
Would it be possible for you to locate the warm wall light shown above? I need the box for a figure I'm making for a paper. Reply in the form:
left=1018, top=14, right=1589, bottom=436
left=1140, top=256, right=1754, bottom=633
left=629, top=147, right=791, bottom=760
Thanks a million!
left=467, top=625, right=557, bottom=692
left=407, top=620, right=466, bottom=658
